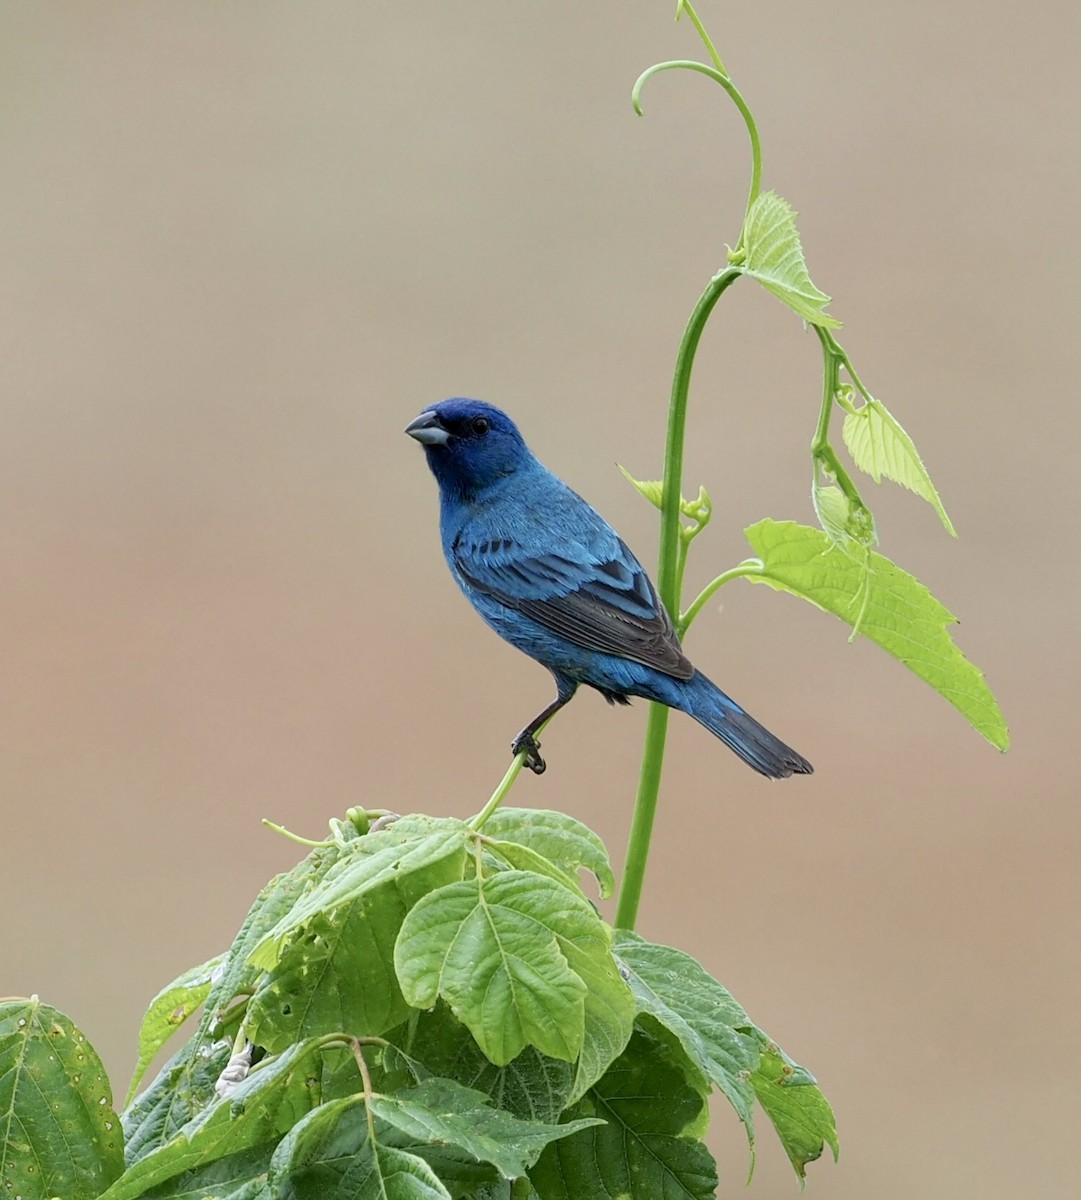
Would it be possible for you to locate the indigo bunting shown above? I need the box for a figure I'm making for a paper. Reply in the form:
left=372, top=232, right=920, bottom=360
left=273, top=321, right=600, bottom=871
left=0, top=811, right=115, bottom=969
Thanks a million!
left=406, top=399, right=812, bottom=779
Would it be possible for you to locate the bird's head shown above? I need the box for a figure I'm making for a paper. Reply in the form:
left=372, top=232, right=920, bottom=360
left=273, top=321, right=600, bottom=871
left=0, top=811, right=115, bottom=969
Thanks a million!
left=405, top=399, right=533, bottom=498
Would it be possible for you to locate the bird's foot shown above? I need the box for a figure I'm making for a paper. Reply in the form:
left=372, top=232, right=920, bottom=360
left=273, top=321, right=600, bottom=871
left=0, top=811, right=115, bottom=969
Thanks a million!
left=511, top=731, right=547, bottom=775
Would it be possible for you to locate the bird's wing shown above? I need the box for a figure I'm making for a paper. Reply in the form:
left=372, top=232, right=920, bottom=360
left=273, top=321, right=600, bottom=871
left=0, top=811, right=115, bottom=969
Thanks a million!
left=452, top=506, right=694, bottom=681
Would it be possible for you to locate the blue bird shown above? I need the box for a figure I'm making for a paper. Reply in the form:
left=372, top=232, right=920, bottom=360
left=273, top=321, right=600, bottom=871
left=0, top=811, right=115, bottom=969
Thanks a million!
left=405, top=399, right=812, bottom=780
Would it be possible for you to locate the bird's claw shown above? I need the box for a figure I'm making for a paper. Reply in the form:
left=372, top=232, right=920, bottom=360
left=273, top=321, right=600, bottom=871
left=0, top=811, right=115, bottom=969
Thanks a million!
left=512, top=733, right=547, bottom=775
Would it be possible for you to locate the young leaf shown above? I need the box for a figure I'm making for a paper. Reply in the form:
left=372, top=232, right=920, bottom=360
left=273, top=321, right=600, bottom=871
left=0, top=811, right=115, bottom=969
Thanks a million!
left=736, top=191, right=841, bottom=328
left=528, top=1028, right=717, bottom=1200
left=843, top=397, right=956, bottom=535
left=812, top=478, right=872, bottom=547
left=618, top=464, right=664, bottom=509
left=268, top=1096, right=451, bottom=1200
left=250, top=816, right=469, bottom=971
left=612, top=932, right=757, bottom=1134
left=370, top=1077, right=604, bottom=1180
left=480, top=808, right=615, bottom=899
left=0, top=998, right=124, bottom=1200
left=394, top=872, right=591, bottom=1066
left=126, top=953, right=226, bottom=1106
left=749, top=1041, right=838, bottom=1181
left=743, top=519, right=1009, bottom=749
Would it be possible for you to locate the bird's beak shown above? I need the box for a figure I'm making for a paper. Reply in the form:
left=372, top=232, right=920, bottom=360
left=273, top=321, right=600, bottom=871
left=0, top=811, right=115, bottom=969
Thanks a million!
left=404, top=410, right=451, bottom=446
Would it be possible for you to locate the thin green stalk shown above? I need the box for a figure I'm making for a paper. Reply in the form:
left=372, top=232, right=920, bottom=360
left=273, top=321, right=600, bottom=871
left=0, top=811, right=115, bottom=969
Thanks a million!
left=615, top=268, right=741, bottom=931
left=678, top=560, right=764, bottom=636
left=469, top=722, right=551, bottom=830
left=615, top=704, right=671, bottom=930
left=812, top=324, right=868, bottom=516
left=678, top=1, right=728, bottom=76
left=632, top=64, right=761, bottom=229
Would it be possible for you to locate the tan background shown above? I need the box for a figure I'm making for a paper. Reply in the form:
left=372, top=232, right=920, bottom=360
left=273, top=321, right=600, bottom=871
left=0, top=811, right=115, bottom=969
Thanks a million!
left=3, top=2, right=1078, bottom=1195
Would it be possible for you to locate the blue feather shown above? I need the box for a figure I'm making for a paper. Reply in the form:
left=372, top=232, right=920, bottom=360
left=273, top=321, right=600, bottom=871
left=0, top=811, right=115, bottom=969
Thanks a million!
left=406, top=399, right=811, bottom=779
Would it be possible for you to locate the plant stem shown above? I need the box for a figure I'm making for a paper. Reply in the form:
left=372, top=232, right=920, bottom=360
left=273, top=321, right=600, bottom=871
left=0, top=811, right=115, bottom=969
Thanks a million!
left=615, top=268, right=741, bottom=931
left=469, top=723, right=551, bottom=831
left=678, top=560, right=764, bottom=636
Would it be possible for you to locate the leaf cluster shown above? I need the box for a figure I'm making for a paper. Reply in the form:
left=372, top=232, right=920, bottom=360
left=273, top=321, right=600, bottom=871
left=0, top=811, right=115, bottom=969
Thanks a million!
left=2, top=808, right=836, bottom=1199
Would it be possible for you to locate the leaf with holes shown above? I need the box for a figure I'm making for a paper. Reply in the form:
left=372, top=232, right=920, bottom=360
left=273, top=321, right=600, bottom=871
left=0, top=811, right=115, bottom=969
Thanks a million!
left=250, top=816, right=469, bottom=971
left=126, top=954, right=226, bottom=1106
left=0, top=998, right=124, bottom=1200
left=749, top=1040, right=838, bottom=1181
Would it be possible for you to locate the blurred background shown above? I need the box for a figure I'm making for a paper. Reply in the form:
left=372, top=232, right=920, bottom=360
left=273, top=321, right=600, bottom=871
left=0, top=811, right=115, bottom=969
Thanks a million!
left=3, top=1, right=1078, bottom=1195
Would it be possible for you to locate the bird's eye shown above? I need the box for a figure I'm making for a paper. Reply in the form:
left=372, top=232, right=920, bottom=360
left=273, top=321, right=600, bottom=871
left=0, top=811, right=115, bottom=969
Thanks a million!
left=472, top=417, right=490, bottom=435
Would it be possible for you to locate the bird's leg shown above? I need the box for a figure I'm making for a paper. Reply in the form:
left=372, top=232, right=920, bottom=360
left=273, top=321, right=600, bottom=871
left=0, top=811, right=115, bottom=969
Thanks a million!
left=511, top=676, right=578, bottom=775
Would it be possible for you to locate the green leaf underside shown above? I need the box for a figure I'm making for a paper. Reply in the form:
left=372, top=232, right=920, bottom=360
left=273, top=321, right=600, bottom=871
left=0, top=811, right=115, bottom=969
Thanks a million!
left=737, top=191, right=841, bottom=327
left=124, top=836, right=356, bottom=1161
left=132, top=1141, right=275, bottom=1199
left=269, top=1097, right=449, bottom=1200
left=528, top=1028, right=717, bottom=1200
left=103, top=1039, right=331, bottom=1200
left=250, top=816, right=469, bottom=971
left=396, top=1004, right=576, bottom=1125
left=0, top=998, right=124, bottom=1200
left=395, top=871, right=633, bottom=1075
left=480, top=808, right=615, bottom=899
left=613, top=932, right=757, bottom=1133
left=750, top=1045, right=839, bottom=1180
left=812, top=479, right=851, bottom=545
left=126, top=954, right=226, bottom=1107
left=744, top=519, right=1009, bottom=749
left=843, top=398, right=956, bottom=534
left=370, top=1077, right=603, bottom=1179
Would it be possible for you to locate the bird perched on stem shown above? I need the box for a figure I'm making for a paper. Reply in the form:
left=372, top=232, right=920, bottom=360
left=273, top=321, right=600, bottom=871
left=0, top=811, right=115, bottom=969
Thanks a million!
left=406, top=399, right=812, bottom=780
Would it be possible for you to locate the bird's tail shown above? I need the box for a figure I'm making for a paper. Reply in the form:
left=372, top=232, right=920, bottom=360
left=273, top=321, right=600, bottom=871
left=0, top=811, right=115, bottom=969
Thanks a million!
left=679, top=671, right=813, bottom=780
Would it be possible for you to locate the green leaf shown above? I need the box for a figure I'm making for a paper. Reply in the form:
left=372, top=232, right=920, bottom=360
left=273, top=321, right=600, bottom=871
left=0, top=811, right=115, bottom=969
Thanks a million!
left=251, top=816, right=469, bottom=971
left=370, top=1077, right=603, bottom=1180
left=749, top=1042, right=838, bottom=1181
left=204, top=836, right=354, bottom=1037
left=736, top=191, right=841, bottom=327
left=843, top=397, right=956, bottom=535
left=394, top=873, right=590, bottom=1066
left=812, top=477, right=874, bottom=547
left=393, top=1004, right=576, bottom=1124
left=131, top=1141, right=275, bottom=1199
left=246, top=885, right=412, bottom=1052
left=0, top=998, right=124, bottom=1200
left=529, top=1028, right=717, bottom=1200
left=122, top=1038, right=232, bottom=1165
left=268, top=1096, right=451, bottom=1200
left=743, top=519, right=1009, bottom=749
left=103, top=1039, right=333, bottom=1200
left=126, top=954, right=226, bottom=1107
left=618, top=465, right=664, bottom=509
left=481, top=808, right=615, bottom=899
left=613, top=932, right=757, bottom=1134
